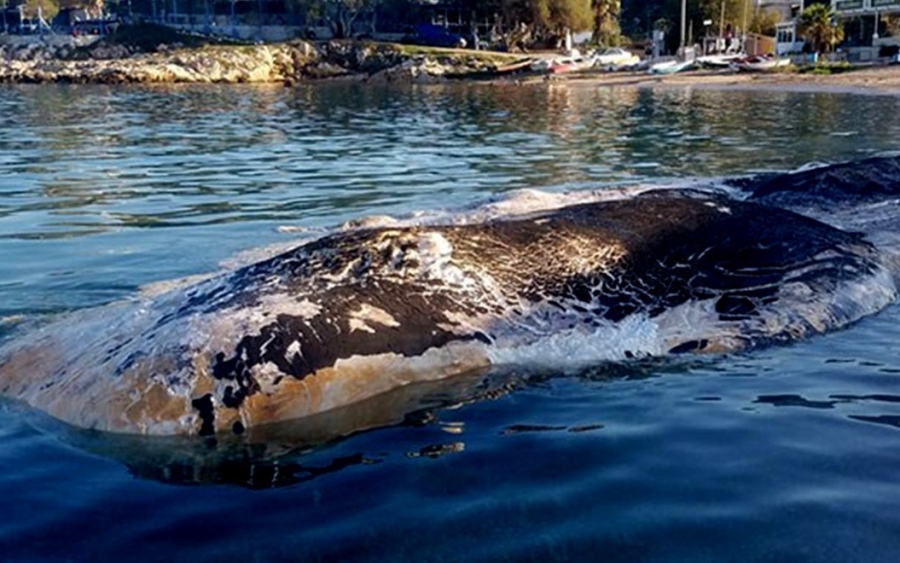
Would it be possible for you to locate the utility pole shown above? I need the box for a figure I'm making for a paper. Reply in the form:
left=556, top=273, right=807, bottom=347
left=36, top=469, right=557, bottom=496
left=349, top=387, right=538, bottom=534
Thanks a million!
left=719, top=0, right=725, bottom=38
left=742, top=0, right=751, bottom=54
left=742, top=0, right=750, bottom=35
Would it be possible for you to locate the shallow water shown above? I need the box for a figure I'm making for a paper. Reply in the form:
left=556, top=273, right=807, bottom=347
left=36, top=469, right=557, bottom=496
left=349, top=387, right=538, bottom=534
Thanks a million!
left=2, top=82, right=900, bottom=562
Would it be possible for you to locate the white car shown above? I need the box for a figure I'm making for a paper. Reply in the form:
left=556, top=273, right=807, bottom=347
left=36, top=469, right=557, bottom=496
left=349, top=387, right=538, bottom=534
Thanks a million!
left=593, top=48, right=641, bottom=69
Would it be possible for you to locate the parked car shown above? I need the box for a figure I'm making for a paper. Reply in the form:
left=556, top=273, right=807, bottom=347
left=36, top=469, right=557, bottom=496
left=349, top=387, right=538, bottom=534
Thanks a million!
left=413, top=24, right=466, bottom=49
left=593, top=47, right=641, bottom=69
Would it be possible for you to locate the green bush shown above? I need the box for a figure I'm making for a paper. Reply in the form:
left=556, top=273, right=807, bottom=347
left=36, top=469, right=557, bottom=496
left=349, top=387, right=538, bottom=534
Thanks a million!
left=800, top=60, right=853, bottom=75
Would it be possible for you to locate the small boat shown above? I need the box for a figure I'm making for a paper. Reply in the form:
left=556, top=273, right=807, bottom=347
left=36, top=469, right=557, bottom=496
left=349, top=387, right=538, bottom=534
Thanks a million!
left=696, top=53, right=744, bottom=68
left=648, top=59, right=696, bottom=75
left=448, top=58, right=536, bottom=80
left=729, top=55, right=791, bottom=72
left=545, top=55, right=597, bottom=74
left=531, top=48, right=598, bottom=75
left=592, top=47, right=641, bottom=70
left=492, top=58, right=536, bottom=75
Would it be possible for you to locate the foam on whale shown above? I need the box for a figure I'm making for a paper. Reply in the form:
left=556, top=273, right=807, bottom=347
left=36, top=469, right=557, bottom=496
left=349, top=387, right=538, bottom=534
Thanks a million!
left=2, top=157, right=900, bottom=436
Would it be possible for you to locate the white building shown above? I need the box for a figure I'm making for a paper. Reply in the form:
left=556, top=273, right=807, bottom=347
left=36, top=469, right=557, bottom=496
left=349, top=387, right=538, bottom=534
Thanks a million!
left=769, top=0, right=900, bottom=58
left=765, top=1, right=807, bottom=55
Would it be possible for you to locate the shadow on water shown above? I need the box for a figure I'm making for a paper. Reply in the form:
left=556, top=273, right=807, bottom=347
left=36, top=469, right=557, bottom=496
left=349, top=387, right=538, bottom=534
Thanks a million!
left=15, top=366, right=506, bottom=489
left=15, top=323, right=900, bottom=491
left=11, top=357, right=704, bottom=490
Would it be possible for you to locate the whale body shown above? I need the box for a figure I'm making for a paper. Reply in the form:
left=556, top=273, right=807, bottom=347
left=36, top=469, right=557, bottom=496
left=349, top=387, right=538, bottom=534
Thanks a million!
left=2, top=157, right=900, bottom=436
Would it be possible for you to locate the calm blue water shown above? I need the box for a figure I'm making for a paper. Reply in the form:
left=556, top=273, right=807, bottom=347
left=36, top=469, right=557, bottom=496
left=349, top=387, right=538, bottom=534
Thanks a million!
left=2, top=82, right=900, bottom=562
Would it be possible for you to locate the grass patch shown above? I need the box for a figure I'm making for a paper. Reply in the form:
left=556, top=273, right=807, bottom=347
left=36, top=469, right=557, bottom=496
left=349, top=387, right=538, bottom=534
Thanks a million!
left=799, top=60, right=855, bottom=75
left=391, top=42, right=519, bottom=63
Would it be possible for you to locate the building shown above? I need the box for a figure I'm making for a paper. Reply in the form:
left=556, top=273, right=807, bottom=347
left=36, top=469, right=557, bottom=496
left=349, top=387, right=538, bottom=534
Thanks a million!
left=832, top=0, right=900, bottom=60
left=767, top=0, right=858, bottom=55
left=833, top=0, right=900, bottom=17
left=770, top=2, right=806, bottom=54
left=771, top=0, right=900, bottom=60
left=119, top=0, right=491, bottom=44
left=118, top=0, right=397, bottom=41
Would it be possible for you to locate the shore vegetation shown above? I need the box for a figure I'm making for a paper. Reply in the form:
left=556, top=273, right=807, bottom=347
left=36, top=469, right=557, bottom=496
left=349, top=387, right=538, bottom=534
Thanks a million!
left=798, top=4, right=844, bottom=55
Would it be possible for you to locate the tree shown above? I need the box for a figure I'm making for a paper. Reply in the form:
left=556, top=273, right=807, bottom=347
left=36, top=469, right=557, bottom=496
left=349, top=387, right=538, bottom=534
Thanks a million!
left=619, top=0, right=667, bottom=38
left=285, top=0, right=324, bottom=29
left=748, top=8, right=780, bottom=37
left=592, top=0, right=621, bottom=46
left=544, top=0, right=593, bottom=37
left=312, top=0, right=380, bottom=39
left=884, top=14, right=900, bottom=37
left=798, top=3, right=843, bottom=54
left=23, top=0, right=61, bottom=20
left=497, top=0, right=592, bottom=47
left=695, top=0, right=746, bottom=36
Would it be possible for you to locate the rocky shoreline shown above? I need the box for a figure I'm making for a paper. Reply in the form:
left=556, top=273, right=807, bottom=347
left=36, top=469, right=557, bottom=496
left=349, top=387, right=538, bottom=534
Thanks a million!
left=5, top=31, right=900, bottom=95
left=0, top=36, right=512, bottom=85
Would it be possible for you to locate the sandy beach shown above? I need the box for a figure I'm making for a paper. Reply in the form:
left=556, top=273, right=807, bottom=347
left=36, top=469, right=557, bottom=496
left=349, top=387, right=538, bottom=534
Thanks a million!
left=546, top=64, right=900, bottom=96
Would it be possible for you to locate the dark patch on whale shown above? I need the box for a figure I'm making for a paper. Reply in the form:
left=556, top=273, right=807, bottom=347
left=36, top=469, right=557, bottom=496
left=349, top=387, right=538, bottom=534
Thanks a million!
left=746, top=155, right=900, bottom=209
left=183, top=192, right=878, bottom=425
left=191, top=394, right=215, bottom=436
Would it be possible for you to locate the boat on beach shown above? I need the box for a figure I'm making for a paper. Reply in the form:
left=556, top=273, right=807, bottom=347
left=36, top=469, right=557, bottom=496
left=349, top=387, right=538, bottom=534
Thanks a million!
left=530, top=48, right=598, bottom=75
left=548, top=56, right=596, bottom=74
left=592, top=47, right=641, bottom=70
left=492, top=58, right=536, bottom=75
left=448, top=57, right=535, bottom=80
left=648, top=59, right=696, bottom=75
left=729, top=54, right=791, bottom=72
left=696, top=53, right=745, bottom=68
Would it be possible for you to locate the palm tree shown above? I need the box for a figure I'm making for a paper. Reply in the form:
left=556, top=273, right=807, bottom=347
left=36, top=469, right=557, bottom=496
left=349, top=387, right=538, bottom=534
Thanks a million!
left=798, top=3, right=843, bottom=55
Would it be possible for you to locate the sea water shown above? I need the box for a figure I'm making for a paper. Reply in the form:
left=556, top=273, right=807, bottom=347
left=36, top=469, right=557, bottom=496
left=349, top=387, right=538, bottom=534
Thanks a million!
left=1, top=82, right=900, bottom=562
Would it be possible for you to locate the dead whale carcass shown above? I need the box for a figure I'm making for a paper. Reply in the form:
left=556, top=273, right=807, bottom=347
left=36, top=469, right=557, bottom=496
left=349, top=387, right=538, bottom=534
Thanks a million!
left=0, top=189, right=896, bottom=436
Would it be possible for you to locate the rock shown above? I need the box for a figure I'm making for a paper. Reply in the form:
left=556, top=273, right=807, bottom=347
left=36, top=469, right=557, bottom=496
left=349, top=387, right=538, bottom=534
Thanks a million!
left=367, top=56, right=453, bottom=84
left=304, top=61, right=349, bottom=79
left=0, top=38, right=493, bottom=84
left=90, top=43, right=131, bottom=60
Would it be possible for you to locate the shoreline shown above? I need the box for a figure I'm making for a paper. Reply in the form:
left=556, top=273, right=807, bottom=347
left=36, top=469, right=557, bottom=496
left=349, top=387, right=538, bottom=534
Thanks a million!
left=3, top=32, right=900, bottom=95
